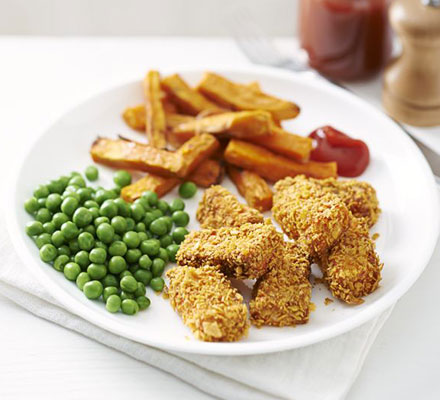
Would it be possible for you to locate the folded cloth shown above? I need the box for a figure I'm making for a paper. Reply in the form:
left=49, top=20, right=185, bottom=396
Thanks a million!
left=0, top=215, right=391, bottom=400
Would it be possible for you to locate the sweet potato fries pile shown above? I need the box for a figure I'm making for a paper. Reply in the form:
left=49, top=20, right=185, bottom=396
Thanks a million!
left=91, top=70, right=337, bottom=210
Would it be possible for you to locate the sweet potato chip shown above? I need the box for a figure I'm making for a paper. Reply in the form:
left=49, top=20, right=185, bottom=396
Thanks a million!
left=224, top=139, right=337, bottom=181
left=189, top=159, right=224, bottom=187
left=122, top=104, right=145, bottom=131
left=144, top=70, right=167, bottom=148
left=161, top=74, right=224, bottom=115
left=226, top=165, right=273, bottom=212
left=121, top=174, right=180, bottom=202
left=198, top=72, right=300, bottom=120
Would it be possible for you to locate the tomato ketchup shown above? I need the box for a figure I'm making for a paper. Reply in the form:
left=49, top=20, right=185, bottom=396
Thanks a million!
left=309, top=126, right=370, bottom=177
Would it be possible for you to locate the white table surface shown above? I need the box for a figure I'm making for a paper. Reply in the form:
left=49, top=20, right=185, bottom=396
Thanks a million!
left=1, top=37, right=439, bottom=400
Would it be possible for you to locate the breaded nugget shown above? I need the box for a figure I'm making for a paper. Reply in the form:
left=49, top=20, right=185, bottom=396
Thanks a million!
left=250, top=241, right=312, bottom=327
left=319, top=217, right=382, bottom=304
left=196, top=185, right=264, bottom=229
left=272, top=176, right=351, bottom=256
left=311, top=177, right=380, bottom=228
left=176, top=222, right=283, bottom=279
left=166, top=266, right=249, bottom=342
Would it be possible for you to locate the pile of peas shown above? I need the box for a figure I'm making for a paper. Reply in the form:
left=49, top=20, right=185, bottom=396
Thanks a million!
left=24, top=166, right=196, bottom=316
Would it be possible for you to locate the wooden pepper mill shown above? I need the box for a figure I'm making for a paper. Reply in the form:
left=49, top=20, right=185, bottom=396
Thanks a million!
left=383, top=0, right=440, bottom=126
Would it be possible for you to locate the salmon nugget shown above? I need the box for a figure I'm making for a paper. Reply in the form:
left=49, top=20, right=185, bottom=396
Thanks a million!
left=250, top=241, right=312, bottom=327
left=196, top=185, right=264, bottom=229
left=272, top=175, right=351, bottom=256
left=319, top=217, right=382, bottom=304
left=167, top=265, right=249, bottom=342
left=176, top=222, right=283, bottom=279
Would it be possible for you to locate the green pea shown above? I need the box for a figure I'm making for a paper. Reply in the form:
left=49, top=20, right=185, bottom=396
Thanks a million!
left=159, top=234, right=173, bottom=248
left=150, top=209, right=163, bottom=220
left=52, top=212, right=69, bottom=229
left=123, top=231, right=140, bottom=249
left=157, top=248, right=169, bottom=263
left=134, top=269, right=152, bottom=286
left=26, top=220, right=44, bottom=236
left=34, top=184, right=49, bottom=199
left=85, top=165, right=99, bottom=181
left=125, top=248, right=142, bottom=264
left=73, top=207, right=93, bottom=227
left=95, top=189, right=113, bottom=205
left=100, top=200, right=118, bottom=219
left=64, top=262, right=81, bottom=281
left=137, top=231, right=150, bottom=242
left=53, top=254, right=70, bottom=272
left=172, top=227, right=189, bottom=244
left=113, top=170, right=132, bottom=187
left=108, top=256, right=127, bottom=274
left=69, top=239, right=80, bottom=254
left=172, top=211, right=189, bottom=227
left=77, top=187, right=93, bottom=203
left=108, top=241, right=127, bottom=257
left=111, top=216, right=127, bottom=234
left=130, top=203, right=145, bottom=222
left=94, top=241, right=108, bottom=252
left=35, top=233, right=52, bottom=249
left=149, top=218, right=168, bottom=236
left=143, top=212, right=155, bottom=228
left=119, top=270, right=132, bottom=279
left=120, top=275, right=137, bottom=293
left=136, top=296, right=151, bottom=311
left=89, top=247, right=107, bottom=264
left=78, top=232, right=95, bottom=251
left=134, top=282, right=146, bottom=297
left=57, top=245, right=71, bottom=257
left=83, top=224, right=96, bottom=236
left=62, top=190, right=80, bottom=203
left=87, top=263, right=107, bottom=280
left=120, top=291, right=135, bottom=301
left=58, top=175, right=70, bottom=189
left=83, top=280, right=103, bottom=299
left=103, top=286, right=118, bottom=302
left=61, top=197, right=79, bottom=216
left=142, top=190, right=158, bottom=207
left=121, top=299, right=139, bottom=315
left=39, top=243, right=57, bottom=262
left=157, top=199, right=170, bottom=215
left=170, top=198, right=185, bottom=213
left=152, top=258, right=165, bottom=277
left=140, top=239, right=160, bottom=256
left=94, top=216, right=109, bottom=227
left=125, top=217, right=135, bottom=231
left=43, top=222, right=56, bottom=234
left=47, top=179, right=64, bottom=194
left=111, top=186, right=121, bottom=196
left=101, top=274, right=119, bottom=288
left=36, top=208, right=52, bottom=223
left=114, top=198, right=131, bottom=217
left=45, top=193, right=62, bottom=212
left=90, top=207, right=100, bottom=220
left=37, top=197, right=46, bottom=208
left=150, top=277, right=165, bottom=292
left=135, top=197, right=151, bottom=211
left=74, top=250, right=90, bottom=269
left=51, top=230, right=65, bottom=247
left=61, top=221, right=79, bottom=240
left=166, top=244, right=180, bottom=262
left=96, top=223, right=114, bottom=244
left=129, top=265, right=139, bottom=275
left=84, top=200, right=99, bottom=209
left=135, top=222, right=146, bottom=233
left=139, top=254, right=152, bottom=270
left=24, top=197, right=39, bottom=214
left=76, top=272, right=91, bottom=290
left=178, top=182, right=197, bottom=199
left=106, top=294, right=122, bottom=313
left=69, top=175, right=86, bottom=188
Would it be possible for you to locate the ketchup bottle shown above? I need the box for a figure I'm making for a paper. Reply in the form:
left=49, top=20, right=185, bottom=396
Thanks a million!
left=299, top=0, right=392, bottom=81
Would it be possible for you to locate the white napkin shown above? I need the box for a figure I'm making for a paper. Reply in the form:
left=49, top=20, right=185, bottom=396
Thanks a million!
left=0, top=215, right=392, bottom=400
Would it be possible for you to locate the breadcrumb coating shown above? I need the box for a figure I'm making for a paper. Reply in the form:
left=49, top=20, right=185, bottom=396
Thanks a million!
left=176, top=222, right=283, bottom=279
left=250, top=241, right=312, bottom=327
left=311, top=177, right=381, bottom=228
left=272, top=175, right=351, bottom=256
left=319, top=217, right=382, bottom=304
left=196, top=185, right=264, bottom=229
left=166, top=266, right=249, bottom=342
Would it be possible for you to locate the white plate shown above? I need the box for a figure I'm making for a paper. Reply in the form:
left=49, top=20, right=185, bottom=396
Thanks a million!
left=6, top=66, right=439, bottom=355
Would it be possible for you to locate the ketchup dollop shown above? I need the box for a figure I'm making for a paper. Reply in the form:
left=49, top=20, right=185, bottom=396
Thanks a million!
left=309, top=126, right=370, bottom=177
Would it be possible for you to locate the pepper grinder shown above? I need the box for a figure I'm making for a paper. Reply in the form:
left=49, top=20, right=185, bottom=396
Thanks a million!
left=383, top=0, right=440, bottom=126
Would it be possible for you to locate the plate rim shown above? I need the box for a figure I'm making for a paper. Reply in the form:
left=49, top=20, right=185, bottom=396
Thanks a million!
left=5, top=65, right=440, bottom=355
